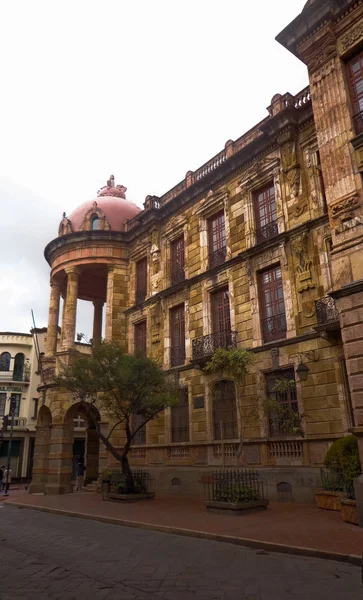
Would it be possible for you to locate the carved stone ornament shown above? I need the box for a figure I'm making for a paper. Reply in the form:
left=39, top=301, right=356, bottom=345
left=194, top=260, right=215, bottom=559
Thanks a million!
left=58, top=212, right=74, bottom=237
left=300, top=29, right=337, bottom=73
left=331, top=195, right=359, bottom=223
left=302, top=300, right=316, bottom=319
left=281, top=140, right=300, bottom=198
left=291, top=233, right=315, bottom=293
left=150, top=302, right=161, bottom=344
left=339, top=21, right=363, bottom=53
left=292, top=197, right=308, bottom=218
left=238, top=157, right=280, bottom=188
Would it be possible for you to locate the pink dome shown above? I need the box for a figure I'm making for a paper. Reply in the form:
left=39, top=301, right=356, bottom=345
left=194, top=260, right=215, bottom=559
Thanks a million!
left=67, top=176, right=142, bottom=232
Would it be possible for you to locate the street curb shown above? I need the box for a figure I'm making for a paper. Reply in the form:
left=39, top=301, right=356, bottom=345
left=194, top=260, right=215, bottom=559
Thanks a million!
left=5, top=500, right=362, bottom=566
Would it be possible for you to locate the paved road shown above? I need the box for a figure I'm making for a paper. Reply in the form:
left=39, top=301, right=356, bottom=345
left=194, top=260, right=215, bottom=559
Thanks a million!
left=0, top=505, right=361, bottom=600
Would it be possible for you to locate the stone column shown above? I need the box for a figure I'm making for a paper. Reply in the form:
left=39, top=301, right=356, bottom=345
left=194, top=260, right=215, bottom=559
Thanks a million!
left=92, top=300, right=103, bottom=347
left=62, top=267, right=80, bottom=350
left=29, top=425, right=52, bottom=494
left=85, top=428, right=99, bottom=483
left=46, top=280, right=61, bottom=356
left=45, top=423, right=73, bottom=495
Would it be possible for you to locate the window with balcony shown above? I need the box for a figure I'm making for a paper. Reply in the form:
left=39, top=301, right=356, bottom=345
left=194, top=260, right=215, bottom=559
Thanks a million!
left=131, top=412, right=146, bottom=445
left=170, top=304, right=185, bottom=367
left=208, top=211, right=226, bottom=269
left=0, top=393, right=6, bottom=416
left=13, top=353, right=25, bottom=381
left=135, top=257, right=147, bottom=304
left=254, top=183, right=278, bottom=244
left=259, top=265, right=287, bottom=343
left=0, top=352, right=10, bottom=372
left=134, top=320, right=147, bottom=356
left=171, top=387, right=189, bottom=442
left=347, top=49, right=363, bottom=135
left=170, top=235, right=185, bottom=285
left=211, top=287, right=233, bottom=348
left=212, top=380, right=238, bottom=440
left=265, top=369, right=298, bottom=437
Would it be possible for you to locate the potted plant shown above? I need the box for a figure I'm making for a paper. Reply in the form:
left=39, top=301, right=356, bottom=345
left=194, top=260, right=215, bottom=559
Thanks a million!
left=315, top=436, right=361, bottom=523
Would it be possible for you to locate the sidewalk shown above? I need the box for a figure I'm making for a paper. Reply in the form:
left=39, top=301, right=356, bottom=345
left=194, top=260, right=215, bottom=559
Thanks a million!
left=4, top=489, right=363, bottom=564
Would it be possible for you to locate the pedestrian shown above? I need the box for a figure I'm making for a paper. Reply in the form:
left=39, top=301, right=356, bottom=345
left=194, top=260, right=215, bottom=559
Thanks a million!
left=75, top=460, right=85, bottom=491
left=3, top=466, right=12, bottom=492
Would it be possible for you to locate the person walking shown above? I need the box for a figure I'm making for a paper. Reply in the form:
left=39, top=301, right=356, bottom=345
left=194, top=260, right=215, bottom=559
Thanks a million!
left=75, top=460, right=85, bottom=491
left=3, top=466, right=12, bottom=492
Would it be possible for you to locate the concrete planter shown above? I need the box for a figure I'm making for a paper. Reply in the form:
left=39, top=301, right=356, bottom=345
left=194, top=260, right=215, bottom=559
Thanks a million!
left=340, top=499, right=359, bottom=525
left=314, top=490, right=344, bottom=511
left=109, top=492, right=155, bottom=502
left=205, top=499, right=269, bottom=515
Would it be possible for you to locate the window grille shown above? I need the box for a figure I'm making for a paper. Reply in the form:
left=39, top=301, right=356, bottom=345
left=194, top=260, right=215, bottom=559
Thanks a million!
left=208, top=211, right=226, bottom=268
left=170, top=235, right=185, bottom=285
left=171, top=387, right=189, bottom=442
left=259, top=266, right=287, bottom=343
left=134, top=320, right=147, bottom=356
left=170, top=304, right=185, bottom=367
left=212, top=380, right=238, bottom=441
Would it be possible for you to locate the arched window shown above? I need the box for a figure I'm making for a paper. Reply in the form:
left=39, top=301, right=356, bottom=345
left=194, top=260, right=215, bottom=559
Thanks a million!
left=0, top=352, right=11, bottom=371
left=13, top=353, right=25, bottom=381
left=212, top=380, right=237, bottom=441
left=91, top=214, right=99, bottom=230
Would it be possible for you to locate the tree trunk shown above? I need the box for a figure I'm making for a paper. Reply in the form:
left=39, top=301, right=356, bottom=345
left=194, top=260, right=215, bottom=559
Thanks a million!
left=122, top=418, right=134, bottom=492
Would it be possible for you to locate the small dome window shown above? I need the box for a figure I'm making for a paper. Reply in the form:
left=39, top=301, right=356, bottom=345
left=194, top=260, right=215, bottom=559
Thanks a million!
left=91, top=214, right=99, bottom=230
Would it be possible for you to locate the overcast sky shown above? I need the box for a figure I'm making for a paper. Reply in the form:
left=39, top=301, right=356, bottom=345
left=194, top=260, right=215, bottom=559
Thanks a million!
left=0, top=0, right=308, bottom=338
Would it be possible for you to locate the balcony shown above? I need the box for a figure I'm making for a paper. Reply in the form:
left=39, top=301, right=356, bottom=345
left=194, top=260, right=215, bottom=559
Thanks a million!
left=170, top=346, right=186, bottom=368
left=208, top=247, right=226, bottom=269
left=261, top=313, right=287, bottom=344
left=353, top=111, right=363, bottom=136
left=170, top=268, right=185, bottom=286
left=0, top=372, right=30, bottom=384
left=314, top=296, right=340, bottom=340
left=192, top=330, right=237, bottom=363
left=256, top=221, right=278, bottom=245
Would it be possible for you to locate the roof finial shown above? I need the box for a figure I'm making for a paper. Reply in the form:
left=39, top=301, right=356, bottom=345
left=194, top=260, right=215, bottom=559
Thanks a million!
left=107, top=174, right=115, bottom=187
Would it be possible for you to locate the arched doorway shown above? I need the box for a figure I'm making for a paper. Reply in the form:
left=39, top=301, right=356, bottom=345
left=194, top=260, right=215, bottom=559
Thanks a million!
left=64, top=402, right=101, bottom=490
left=29, top=405, right=52, bottom=494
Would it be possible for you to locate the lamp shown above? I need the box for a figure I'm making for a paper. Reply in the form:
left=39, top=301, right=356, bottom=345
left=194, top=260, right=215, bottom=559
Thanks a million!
left=296, top=361, right=309, bottom=382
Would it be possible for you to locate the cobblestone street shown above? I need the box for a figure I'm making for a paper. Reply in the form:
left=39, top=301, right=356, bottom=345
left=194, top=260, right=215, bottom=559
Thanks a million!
left=0, top=505, right=361, bottom=600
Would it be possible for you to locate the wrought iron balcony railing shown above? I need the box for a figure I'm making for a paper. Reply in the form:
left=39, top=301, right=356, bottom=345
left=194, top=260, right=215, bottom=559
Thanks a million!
left=208, top=247, right=226, bottom=269
left=170, top=345, right=186, bottom=367
left=170, top=268, right=185, bottom=286
left=315, top=296, right=339, bottom=327
left=256, top=221, right=278, bottom=244
left=353, top=111, right=363, bottom=136
left=135, top=289, right=147, bottom=305
left=192, top=330, right=237, bottom=361
left=261, top=313, right=287, bottom=343
left=0, top=372, right=30, bottom=383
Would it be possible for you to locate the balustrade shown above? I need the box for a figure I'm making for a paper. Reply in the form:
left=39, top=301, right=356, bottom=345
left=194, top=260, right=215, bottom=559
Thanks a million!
left=315, top=296, right=339, bottom=327
left=192, top=330, right=237, bottom=361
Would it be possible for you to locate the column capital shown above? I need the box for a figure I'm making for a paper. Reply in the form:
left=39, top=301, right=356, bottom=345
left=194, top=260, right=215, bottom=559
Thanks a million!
left=50, top=279, right=62, bottom=291
left=65, top=266, right=81, bottom=276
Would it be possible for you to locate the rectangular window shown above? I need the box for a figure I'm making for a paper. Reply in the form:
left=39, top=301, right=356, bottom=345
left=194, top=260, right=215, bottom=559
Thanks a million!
left=254, top=183, right=278, bottom=244
left=347, top=50, right=363, bottom=134
left=170, top=304, right=185, bottom=367
left=259, top=266, right=287, bottom=343
left=265, top=369, right=298, bottom=437
left=211, top=288, right=231, bottom=334
left=170, top=235, right=185, bottom=285
left=134, top=320, right=147, bottom=356
left=171, top=388, right=190, bottom=442
left=131, top=413, right=146, bottom=445
left=0, top=393, right=6, bottom=416
left=208, top=211, right=226, bottom=269
left=135, top=258, right=147, bottom=304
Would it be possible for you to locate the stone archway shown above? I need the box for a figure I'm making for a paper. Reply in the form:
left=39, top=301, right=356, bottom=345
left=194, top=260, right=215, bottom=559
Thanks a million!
left=64, top=402, right=102, bottom=489
left=29, top=405, right=52, bottom=494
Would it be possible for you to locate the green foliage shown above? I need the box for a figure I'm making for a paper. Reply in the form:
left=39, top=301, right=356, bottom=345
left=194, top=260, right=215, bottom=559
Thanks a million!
left=263, top=377, right=304, bottom=437
left=204, top=347, right=254, bottom=385
left=324, top=435, right=361, bottom=484
left=214, top=485, right=259, bottom=503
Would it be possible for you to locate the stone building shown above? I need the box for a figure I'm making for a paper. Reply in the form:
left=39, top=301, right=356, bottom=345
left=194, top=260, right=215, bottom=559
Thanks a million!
left=31, top=0, right=363, bottom=502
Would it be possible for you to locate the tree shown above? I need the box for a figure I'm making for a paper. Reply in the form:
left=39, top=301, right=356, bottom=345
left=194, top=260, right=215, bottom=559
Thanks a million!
left=55, top=341, right=179, bottom=492
left=204, top=347, right=256, bottom=462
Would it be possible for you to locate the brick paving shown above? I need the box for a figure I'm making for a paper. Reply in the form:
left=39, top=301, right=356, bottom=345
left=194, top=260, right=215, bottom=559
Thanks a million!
left=0, top=505, right=361, bottom=599
left=3, top=489, right=363, bottom=561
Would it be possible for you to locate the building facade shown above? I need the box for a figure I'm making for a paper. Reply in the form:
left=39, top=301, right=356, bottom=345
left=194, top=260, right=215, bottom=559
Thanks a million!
left=31, top=0, right=363, bottom=502
left=0, top=330, right=44, bottom=479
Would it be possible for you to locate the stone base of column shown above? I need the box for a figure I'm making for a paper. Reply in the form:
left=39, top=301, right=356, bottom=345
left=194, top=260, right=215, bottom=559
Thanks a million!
left=29, top=481, right=46, bottom=494
left=45, top=482, right=73, bottom=495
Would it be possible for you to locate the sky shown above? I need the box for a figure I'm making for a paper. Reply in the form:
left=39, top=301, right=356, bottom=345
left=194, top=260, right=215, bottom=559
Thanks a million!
left=0, top=0, right=308, bottom=338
